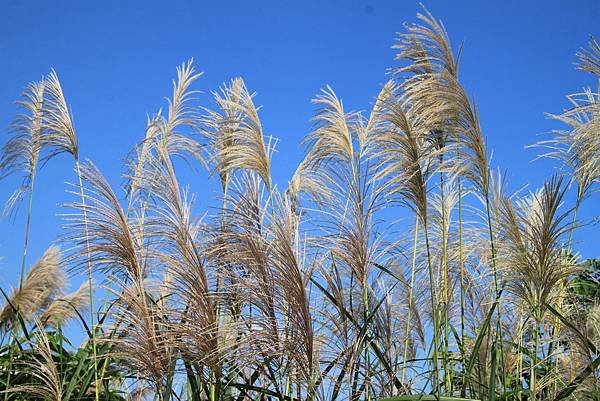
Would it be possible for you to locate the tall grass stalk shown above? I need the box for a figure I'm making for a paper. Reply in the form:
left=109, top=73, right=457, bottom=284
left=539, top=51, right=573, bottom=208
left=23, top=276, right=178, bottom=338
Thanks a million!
left=550, top=195, right=582, bottom=394
left=423, top=219, right=441, bottom=396
left=75, top=160, right=99, bottom=401
left=483, top=185, right=506, bottom=393
left=401, top=217, right=419, bottom=387
left=531, top=319, right=540, bottom=401
left=439, top=170, right=451, bottom=394
left=19, top=174, right=36, bottom=290
left=14, top=82, right=45, bottom=290
left=457, top=175, right=467, bottom=396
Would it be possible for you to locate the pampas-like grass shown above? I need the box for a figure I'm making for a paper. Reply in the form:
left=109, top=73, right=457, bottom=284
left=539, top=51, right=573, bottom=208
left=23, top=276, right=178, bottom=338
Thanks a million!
left=110, top=281, right=176, bottom=400
left=128, top=60, right=204, bottom=205
left=220, top=173, right=280, bottom=343
left=138, top=150, right=223, bottom=373
left=201, top=78, right=273, bottom=189
left=0, top=80, right=46, bottom=291
left=1, top=321, right=63, bottom=401
left=159, top=60, right=204, bottom=166
left=305, top=86, right=356, bottom=171
left=577, top=36, right=600, bottom=77
left=65, top=161, right=146, bottom=283
left=286, top=157, right=332, bottom=215
left=1, top=9, right=599, bottom=401
left=40, top=70, right=79, bottom=160
left=499, top=176, right=579, bottom=318
left=373, top=81, right=432, bottom=221
left=0, top=246, right=65, bottom=330
left=393, top=8, right=459, bottom=137
left=0, top=80, right=45, bottom=214
left=269, top=194, right=316, bottom=386
left=541, top=88, right=600, bottom=203
left=41, top=280, right=90, bottom=328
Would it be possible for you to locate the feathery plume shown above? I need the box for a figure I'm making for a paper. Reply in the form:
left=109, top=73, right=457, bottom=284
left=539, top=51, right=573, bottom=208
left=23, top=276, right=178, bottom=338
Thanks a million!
left=64, top=161, right=146, bottom=282
left=0, top=246, right=65, bottom=330
left=127, top=60, right=204, bottom=206
left=395, top=8, right=492, bottom=195
left=41, top=70, right=79, bottom=161
left=373, top=82, right=431, bottom=220
left=539, top=88, right=600, bottom=201
left=201, top=78, right=273, bottom=189
left=111, top=281, right=176, bottom=398
left=305, top=86, right=356, bottom=169
left=499, top=176, right=579, bottom=318
left=285, top=157, right=331, bottom=213
left=41, top=280, right=91, bottom=327
left=139, top=151, right=222, bottom=370
left=160, top=60, right=204, bottom=164
left=1, top=321, right=63, bottom=401
left=576, top=36, right=600, bottom=77
left=270, top=194, right=315, bottom=383
left=0, top=80, right=45, bottom=218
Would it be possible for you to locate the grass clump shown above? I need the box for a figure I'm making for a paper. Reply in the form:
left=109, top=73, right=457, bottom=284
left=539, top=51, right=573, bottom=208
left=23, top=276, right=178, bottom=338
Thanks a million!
left=0, top=9, right=599, bottom=401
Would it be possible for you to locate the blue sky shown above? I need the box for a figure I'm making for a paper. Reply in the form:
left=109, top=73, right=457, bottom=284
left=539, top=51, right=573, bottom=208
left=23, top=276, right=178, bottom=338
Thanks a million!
left=0, top=0, right=598, bottom=314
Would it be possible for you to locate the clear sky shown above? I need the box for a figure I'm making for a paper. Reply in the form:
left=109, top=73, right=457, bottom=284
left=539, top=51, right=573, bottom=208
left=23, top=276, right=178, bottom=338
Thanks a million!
left=0, top=0, right=598, bottom=306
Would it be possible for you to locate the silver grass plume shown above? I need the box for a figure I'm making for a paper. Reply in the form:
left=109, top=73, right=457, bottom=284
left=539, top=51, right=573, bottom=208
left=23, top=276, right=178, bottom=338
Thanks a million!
left=201, top=78, right=273, bottom=189
left=127, top=60, right=204, bottom=205
left=220, top=174, right=280, bottom=346
left=139, top=151, right=224, bottom=372
left=64, top=161, right=146, bottom=283
left=269, top=193, right=316, bottom=385
left=395, top=8, right=492, bottom=197
left=0, top=80, right=45, bottom=216
left=539, top=88, right=600, bottom=201
left=499, top=176, right=580, bottom=319
left=160, top=60, right=204, bottom=164
left=285, top=157, right=332, bottom=215
left=372, top=81, right=432, bottom=221
left=393, top=6, right=460, bottom=168
left=0, top=246, right=65, bottom=330
left=110, top=281, right=176, bottom=398
left=41, top=280, right=91, bottom=327
left=577, top=36, right=600, bottom=77
left=305, top=86, right=356, bottom=171
left=41, top=70, right=79, bottom=161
